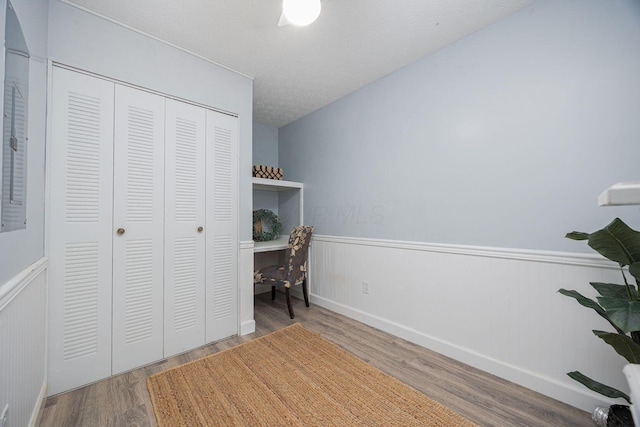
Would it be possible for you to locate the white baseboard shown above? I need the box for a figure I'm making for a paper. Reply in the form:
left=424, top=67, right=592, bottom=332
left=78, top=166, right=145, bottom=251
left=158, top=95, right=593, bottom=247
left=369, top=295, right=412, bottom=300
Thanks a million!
left=240, top=320, right=256, bottom=335
left=28, top=382, right=48, bottom=427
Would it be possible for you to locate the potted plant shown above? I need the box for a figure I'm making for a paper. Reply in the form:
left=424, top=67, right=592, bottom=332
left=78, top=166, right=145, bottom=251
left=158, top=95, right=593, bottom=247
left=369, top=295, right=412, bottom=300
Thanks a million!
left=560, top=218, right=640, bottom=426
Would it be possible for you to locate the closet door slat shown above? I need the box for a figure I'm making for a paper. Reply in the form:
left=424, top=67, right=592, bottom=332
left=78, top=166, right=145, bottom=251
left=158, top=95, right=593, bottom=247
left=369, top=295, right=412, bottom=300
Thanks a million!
left=112, top=85, right=165, bottom=374
left=164, top=99, right=206, bottom=357
left=205, top=110, right=238, bottom=343
left=48, top=67, right=115, bottom=395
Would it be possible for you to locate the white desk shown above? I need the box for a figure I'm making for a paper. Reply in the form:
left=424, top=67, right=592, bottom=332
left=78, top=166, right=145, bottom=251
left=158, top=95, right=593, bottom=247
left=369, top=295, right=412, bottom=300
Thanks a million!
left=253, top=237, right=289, bottom=253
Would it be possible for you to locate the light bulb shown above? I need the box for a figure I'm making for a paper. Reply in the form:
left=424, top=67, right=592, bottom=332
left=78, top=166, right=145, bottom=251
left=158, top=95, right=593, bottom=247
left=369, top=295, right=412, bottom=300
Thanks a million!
left=282, top=0, right=321, bottom=26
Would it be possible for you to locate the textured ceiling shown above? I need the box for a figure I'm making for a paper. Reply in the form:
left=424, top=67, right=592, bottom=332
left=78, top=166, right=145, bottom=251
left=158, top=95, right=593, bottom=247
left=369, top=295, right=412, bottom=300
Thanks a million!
left=65, top=0, right=533, bottom=128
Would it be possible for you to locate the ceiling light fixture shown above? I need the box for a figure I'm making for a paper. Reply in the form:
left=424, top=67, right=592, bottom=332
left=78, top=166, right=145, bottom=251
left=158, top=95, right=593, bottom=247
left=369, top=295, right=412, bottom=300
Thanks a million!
left=280, top=0, right=321, bottom=27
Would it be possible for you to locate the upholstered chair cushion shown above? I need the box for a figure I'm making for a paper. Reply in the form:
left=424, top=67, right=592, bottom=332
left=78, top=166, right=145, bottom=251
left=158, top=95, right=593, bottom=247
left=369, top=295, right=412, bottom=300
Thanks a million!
left=254, top=225, right=314, bottom=289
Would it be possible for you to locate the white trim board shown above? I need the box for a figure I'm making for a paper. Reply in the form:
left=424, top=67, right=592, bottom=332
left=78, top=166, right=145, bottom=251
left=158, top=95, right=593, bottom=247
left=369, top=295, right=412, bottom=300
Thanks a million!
left=52, top=63, right=238, bottom=119
left=312, top=234, right=616, bottom=269
left=56, top=0, right=253, bottom=81
left=240, top=320, right=256, bottom=336
left=240, top=240, right=255, bottom=250
left=28, top=383, right=48, bottom=427
left=239, top=242, right=256, bottom=335
left=0, top=257, right=47, bottom=311
left=309, top=234, right=627, bottom=412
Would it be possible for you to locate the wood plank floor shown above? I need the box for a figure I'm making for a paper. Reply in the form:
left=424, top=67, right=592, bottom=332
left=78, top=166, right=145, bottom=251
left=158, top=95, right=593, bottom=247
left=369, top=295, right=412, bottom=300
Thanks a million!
left=39, top=293, right=591, bottom=426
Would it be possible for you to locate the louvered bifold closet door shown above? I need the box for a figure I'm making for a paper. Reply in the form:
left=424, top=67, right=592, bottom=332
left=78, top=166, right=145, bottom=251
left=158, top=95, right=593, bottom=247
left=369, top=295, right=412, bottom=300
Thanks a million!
left=112, top=85, right=165, bottom=374
left=164, top=99, right=206, bottom=357
left=205, top=110, right=238, bottom=343
left=48, top=67, right=114, bottom=395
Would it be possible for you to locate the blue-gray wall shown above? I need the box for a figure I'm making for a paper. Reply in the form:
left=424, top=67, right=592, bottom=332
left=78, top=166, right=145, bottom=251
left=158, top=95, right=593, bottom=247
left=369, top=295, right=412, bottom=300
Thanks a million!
left=0, top=0, right=48, bottom=287
left=279, top=0, right=640, bottom=253
left=253, top=122, right=279, bottom=167
left=253, top=122, right=280, bottom=213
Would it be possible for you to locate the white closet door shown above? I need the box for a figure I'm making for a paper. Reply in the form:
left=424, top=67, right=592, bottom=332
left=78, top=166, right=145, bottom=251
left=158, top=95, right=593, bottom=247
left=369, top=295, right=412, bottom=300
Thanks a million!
left=164, top=99, right=206, bottom=357
left=48, top=67, right=114, bottom=395
left=112, top=85, right=165, bottom=374
left=205, top=111, right=238, bottom=343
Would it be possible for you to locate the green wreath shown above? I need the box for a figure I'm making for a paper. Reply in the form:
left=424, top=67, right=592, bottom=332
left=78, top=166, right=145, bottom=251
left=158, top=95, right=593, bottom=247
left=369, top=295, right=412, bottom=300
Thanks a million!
left=253, top=209, right=282, bottom=242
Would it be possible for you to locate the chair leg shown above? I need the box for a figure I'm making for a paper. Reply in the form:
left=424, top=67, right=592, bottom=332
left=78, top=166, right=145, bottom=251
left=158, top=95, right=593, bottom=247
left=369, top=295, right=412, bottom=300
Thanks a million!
left=285, top=287, right=294, bottom=319
left=271, top=286, right=276, bottom=301
left=302, top=279, right=310, bottom=307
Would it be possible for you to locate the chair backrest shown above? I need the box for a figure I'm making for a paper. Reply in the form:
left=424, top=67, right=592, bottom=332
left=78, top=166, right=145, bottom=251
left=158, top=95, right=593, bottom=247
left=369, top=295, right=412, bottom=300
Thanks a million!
left=283, top=226, right=314, bottom=285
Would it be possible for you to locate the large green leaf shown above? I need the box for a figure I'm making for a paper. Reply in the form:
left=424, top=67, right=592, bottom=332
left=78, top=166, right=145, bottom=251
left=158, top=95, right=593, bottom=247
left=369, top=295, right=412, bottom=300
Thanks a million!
left=597, top=297, right=640, bottom=332
left=567, top=371, right=630, bottom=403
left=591, top=282, right=637, bottom=300
left=566, top=231, right=589, bottom=241
left=630, top=262, right=640, bottom=282
left=586, top=218, right=640, bottom=266
left=593, top=330, right=640, bottom=363
left=558, top=289, right=625, bottom=334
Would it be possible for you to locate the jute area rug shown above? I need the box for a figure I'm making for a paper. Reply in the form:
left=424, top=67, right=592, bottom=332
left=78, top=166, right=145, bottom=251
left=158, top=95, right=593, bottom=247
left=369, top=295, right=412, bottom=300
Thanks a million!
left=147, top=323, right=477, bottom=426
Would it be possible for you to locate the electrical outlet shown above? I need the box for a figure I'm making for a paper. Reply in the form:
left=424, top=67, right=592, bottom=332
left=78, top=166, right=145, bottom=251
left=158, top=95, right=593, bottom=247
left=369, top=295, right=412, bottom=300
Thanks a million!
left=1, top=404, right=8, bottom=427
left=362, top=281, right=369, bottom=294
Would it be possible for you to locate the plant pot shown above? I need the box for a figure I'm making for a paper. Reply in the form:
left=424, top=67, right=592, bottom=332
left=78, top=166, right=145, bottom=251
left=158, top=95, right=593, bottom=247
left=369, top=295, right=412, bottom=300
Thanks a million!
left=592, top=405, right=635, bottom=427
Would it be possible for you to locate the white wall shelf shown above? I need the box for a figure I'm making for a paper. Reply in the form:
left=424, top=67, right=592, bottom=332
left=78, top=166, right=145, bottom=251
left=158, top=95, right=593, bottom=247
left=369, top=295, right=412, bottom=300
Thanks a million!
left=252, top=177, right=303, bottom=191
left=252, top=177, right=304, bottom=252
left=598, top=181, right=640, bottom=206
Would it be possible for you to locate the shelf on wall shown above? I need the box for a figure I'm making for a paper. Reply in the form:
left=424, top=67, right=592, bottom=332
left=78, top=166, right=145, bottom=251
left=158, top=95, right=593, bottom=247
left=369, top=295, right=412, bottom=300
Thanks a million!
left=252, top=177, right=303, bottom=253
left=598, top=181, right=640, bottom=206
left=252, top=177, right=303, bottom=191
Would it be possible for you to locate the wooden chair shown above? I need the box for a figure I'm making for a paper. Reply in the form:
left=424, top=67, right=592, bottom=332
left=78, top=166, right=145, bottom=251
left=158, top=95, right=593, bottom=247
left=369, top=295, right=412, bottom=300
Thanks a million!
left=254, top=226, right=314, bottom=319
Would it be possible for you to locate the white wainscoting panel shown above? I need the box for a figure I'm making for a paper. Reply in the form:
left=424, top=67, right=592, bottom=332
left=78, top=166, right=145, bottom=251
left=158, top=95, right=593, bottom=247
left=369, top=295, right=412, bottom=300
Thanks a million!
left=239, top=241, right=255, bottom=335
left=0, top=259, right=47, bottom=427
left=310, top=235, right=627, bottom=412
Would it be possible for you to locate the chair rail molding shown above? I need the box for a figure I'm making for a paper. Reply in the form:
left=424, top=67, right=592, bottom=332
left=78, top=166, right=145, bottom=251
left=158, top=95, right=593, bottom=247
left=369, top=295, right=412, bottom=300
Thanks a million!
left=312, top=234, right=615, bottom=269
left=240, top=240, right=255, bottom=250
left=0, top=257, right=48, bottom=310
